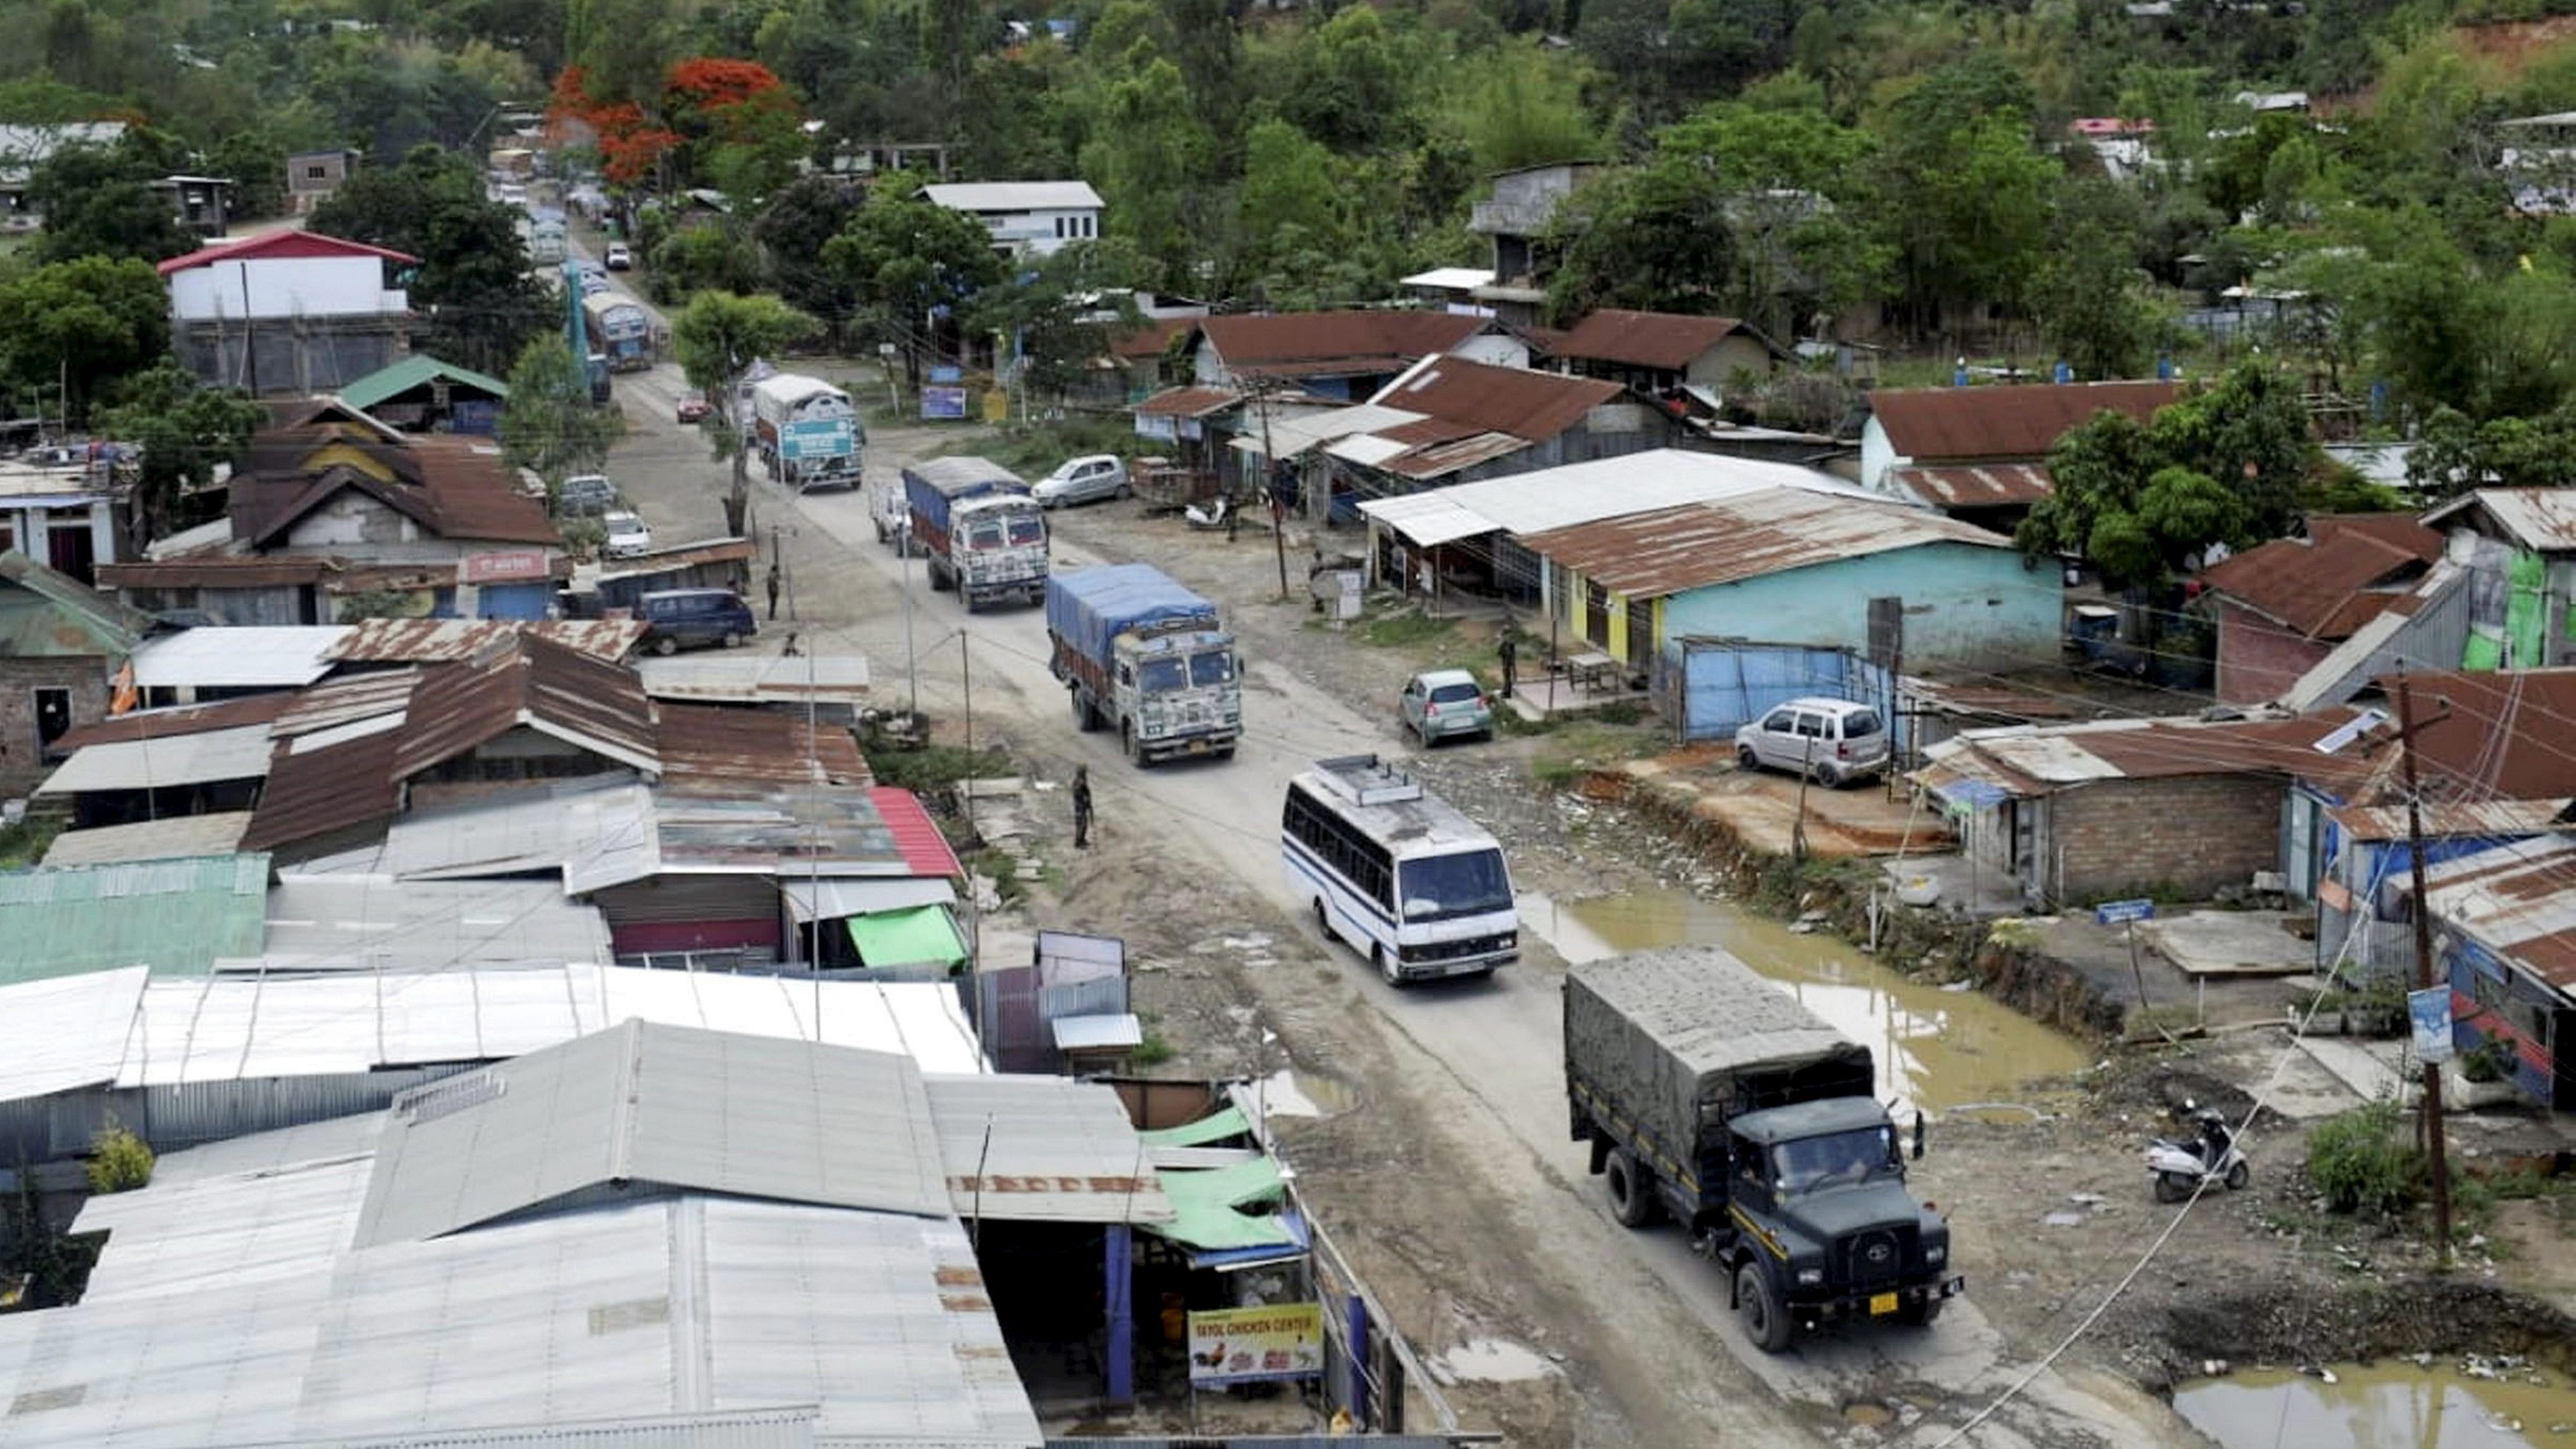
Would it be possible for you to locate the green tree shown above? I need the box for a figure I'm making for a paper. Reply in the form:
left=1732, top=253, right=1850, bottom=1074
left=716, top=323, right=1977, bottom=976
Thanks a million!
left=971, top=242, right=1147, bottom=407
left=97, top=364, right=261, bottom=552
left=1654, top=100, right=1888, bottom=339
left=499, top=338, right=624, bottom=491
left=1281, top=8, right=1417, bottom=153
left=753, top=174, right=864, bottom=343
left=2407, top=404, right=2576, bottom=498
left=670, top=291, right=816, bottom=534
left=26, top=140, right=193, bottom=265
left=821, top=180, right=1007, bottom=388
left=309, top=145, right=552, bottom=376
left=1544, top=159, right=1736, bottom=322
left=1442, top=41, right=1601, bottom=175
left=2037, top=178, right=2161, bottom=380
left=1237, top=119, right=1347, bottom=293
left=0, top=255, right=168, bottom=426
left=1079, top=53, right=1213, bottom=294
left=204, top=129, right=288, bottom=223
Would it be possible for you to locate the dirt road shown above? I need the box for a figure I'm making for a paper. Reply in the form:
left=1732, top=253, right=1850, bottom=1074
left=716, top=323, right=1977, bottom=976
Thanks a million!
left=594, top=358, right=2192, bottom=1447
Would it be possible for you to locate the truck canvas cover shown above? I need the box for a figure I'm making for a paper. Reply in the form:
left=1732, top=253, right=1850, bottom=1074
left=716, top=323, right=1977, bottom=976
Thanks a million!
left=1566, top=947, right=1869, bottom=1150
left=1047, top=564, right=1219, bottom=662
left=903, top=456, right=1026, bottom=499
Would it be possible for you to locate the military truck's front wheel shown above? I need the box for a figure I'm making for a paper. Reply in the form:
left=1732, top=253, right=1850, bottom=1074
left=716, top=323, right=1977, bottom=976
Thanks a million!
left=1737, top=1264, right=1792, bottom=1353
left=1605, top=1148, right=1658, bottom=1228
left=1898, top=1295, right=1943, bottom=1328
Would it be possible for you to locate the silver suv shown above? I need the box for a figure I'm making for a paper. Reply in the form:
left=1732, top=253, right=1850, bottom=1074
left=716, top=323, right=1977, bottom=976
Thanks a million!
left=1734, top=697, right=1890, bottom=788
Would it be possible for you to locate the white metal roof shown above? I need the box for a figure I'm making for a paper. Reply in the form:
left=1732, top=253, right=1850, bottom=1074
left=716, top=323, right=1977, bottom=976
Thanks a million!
left=247, top=875, right=614, bottom=971
left=34, top=722, right=275, bottom=794
left=781, top=875, right=957, bottom=923
left=353, top=1021, right=953, bottom=1246
left=1400, top=266, right=1499, bottom=290
left=1050, top=1013, right=1144, bottom=1051
left=1354, top=490, right=1500, bottom=547
left=2423, top=487, right=2576, bottom=552
left=297, top=778, right=651, bottom=880
left=1229, top=403, right=1427, bottom=459
left=1358, top=447, right=1874, bottom=546
left=924, top=1072, right=1173, bottom=1224
left=41, top=811, right=253, bottom=867
left=128, top=625, right=352, bottom=688
left=634, top=652, right=872, bottom=705
left=0, top=964, right=146, bottom=1102
left=923, top=180, right=1104, bottom=211
left=1324, top=432, right=1414, bottom=468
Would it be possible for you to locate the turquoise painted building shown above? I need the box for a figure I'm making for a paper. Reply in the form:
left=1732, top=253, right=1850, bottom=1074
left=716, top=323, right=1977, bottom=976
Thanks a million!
left=1515, top=485, right=2060, bottom=673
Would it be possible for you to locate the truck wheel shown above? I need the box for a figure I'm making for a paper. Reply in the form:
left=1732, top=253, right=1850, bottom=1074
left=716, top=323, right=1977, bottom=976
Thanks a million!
left=1605, top=1148, right=1658, bottom=1228
left=1898, top=1294, right=1944, bottom=1328
left=1737, top=1264, right=1792, bottom=1353
left=1071, top=690, right=1098, bottom=731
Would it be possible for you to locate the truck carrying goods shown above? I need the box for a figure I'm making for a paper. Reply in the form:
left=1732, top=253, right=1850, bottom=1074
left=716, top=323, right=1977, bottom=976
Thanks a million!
left=582, top=294, right=651, bottom=372
left=1046, top=563, right=1240, bottom=765
left=1564, top=947, right=1961, bottom=1352
left=901, top=457, right=1048, bottom=611
left=750, top=374, right=861, bottom=493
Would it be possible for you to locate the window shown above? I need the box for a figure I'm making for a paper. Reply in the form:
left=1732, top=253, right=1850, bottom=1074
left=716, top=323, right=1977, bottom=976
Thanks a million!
left=32, top=686, right=70, bottom=757
left=1283, top=785, right=1395, bottom=910
left=1842, top=709, right=1884, bottom=738
left=1139, top=659, right=1186, bottom=692
left=1007, top=517, right=1045, bottom=546
left=305, top=164, right=327, bottom=180
left=1793, top=712, right=1825, bottom=738
left=1189, top=651, right=1234, bottom=687
left=1761, top=708, right=1796, bottom=733
left=1397, top=849, right=1512, bottom=922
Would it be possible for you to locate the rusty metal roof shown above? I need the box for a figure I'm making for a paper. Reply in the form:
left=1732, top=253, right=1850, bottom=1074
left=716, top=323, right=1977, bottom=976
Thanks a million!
left=327, top=617, right=646, bottom=664
left=2332, top=798, right=2576, bottom=843
left=1377, top=431, right=1536, bottom=481
left=655, top=703, right=870, bottom=786
left=1918, top=712, right=2381, bottom=796
left=270, top=667, right=419, bottom=736
left=1372, top=356, right=1625, bottom=441
left=1200, top=310, right=1486, bottom=374
left=1517, top=488, right=2011, bottom=599
left=1549, top=309, right=1749, bottom=370
left=2200, top=519, right=2441, bottom=640
left=233, top=435, right=558, bottom=547
left=1888, top=463, right=2055, bottom=508
left=591, top=538, right=757, bottom=585
left=1135, top=385, right=1241, bottom=419
left=55, top=693, right=294, bottom=752
left=96, top=555, right=337, bottom=590
left=391, top=633, right=660, bottom=781
left=1111, top=315, right=1197, bottom=361
left=2421, top=487, right=2576, bottom=552
left=239, top=722, right=403, bottom=852
left=2362, top=667, right=2576, bottom=801
left=1867, top=381, right=2180, bottom=461
left=2416, top=836, right=2576, bottom=989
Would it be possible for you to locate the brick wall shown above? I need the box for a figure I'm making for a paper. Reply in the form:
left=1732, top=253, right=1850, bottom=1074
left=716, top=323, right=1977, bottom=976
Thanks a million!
left=0, top=657, right=111, bottom=799
left=2053, top=774, right=2284, bottom=902
left=2214, top=598, right=2330, bottom=706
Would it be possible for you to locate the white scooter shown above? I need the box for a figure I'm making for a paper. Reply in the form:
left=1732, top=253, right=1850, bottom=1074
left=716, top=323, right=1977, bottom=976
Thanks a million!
left=2146, top=1103, right=2249, bottom=1203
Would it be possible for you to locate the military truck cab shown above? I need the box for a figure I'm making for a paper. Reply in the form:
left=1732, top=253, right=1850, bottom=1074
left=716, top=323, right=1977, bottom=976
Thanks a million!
left=1716, top=1097, right=1960, bottom=1352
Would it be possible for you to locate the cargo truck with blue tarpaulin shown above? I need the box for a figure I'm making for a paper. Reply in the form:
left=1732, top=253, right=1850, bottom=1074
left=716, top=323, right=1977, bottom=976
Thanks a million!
left=1564, top=947, right=1962, bottom=1353
left=901, top=456, right=1048, bottom=611
left=1046, top=563, right=1241, bottom=766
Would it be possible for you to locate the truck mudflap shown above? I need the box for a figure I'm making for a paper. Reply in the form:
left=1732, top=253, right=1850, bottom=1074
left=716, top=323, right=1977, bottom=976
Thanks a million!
left=1782, top=1275, right=1966, bottom=1322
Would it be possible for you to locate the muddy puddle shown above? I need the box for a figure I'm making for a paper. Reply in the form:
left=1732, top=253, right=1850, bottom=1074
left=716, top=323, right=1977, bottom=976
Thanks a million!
left=1248, top=1067, right=1357, bottom=1120
left=2174, top=1361, right=2576, bottom=1447
left=1520, top=887, right=2089, bottom=1116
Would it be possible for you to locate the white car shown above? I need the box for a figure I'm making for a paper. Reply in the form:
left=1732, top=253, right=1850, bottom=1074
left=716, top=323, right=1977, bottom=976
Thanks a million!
left=1734, top=697, right=1890, bottom=788
left=602, top=509, right=653, bottom=558
left=603, top=242, right=632, bottom=270
left=1032, top=454, right=1128, bottom=509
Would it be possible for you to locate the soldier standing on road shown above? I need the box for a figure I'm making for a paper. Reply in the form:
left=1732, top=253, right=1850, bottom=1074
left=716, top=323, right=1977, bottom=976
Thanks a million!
left=1498, top=633, right=1517, bottom=700
left=765, top=562, right=781, bottom=620
left=1071, top=766, right=1094, bottom=849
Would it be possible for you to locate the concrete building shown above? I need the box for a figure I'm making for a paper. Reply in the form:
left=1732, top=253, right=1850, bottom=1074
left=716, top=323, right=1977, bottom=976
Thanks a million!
left=160, top=230, right=417, bottom=397
left=1469, top=161, right=1604, bottom=325
left=284, top=147, right=358, bottom=216
left=922, top=179, right=1104, bottom=258
left=0, top=551, right=150, bottom=799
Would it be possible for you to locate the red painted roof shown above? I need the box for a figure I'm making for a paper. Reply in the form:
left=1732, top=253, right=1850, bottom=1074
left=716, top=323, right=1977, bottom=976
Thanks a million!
left=158, top=230, right=419, bottom=277
left=870, top=786, right=963, bottom=879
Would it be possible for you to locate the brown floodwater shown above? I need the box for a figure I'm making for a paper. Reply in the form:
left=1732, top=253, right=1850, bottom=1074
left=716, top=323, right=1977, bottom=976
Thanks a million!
left=1519, top=886, right=2091, bottom=1117
left=2173, top=1361, right=2576, bottom=1448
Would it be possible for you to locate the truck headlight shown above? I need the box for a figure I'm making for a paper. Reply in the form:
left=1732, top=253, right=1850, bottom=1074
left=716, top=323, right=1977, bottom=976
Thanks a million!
left=1795, top=1267, right=1824, bottom=1286
left=1925, top=1245, right=1946, bottom=1266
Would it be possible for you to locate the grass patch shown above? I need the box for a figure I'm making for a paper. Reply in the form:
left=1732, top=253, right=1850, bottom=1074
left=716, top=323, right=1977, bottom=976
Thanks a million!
left=967, top=848, right=1029, bottom=908
left=1133, top=1010, right=1175, bottom=1067
left=860, top=738, right=1014, bottom=794
left=0, top=816, right=58, bottom=868
left=1527, top=716, right=1659, bottom=790
left=940, top=415, right=1135, bottom=476
left=1357, top=605, right=1455, bottom=649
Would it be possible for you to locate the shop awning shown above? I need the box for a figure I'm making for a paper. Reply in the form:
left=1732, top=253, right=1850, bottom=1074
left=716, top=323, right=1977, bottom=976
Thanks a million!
left=844, top=904, right=967, bottom=967
left=1149, top=1156, right=1303, bottom=1256
left=1139, top=1106, right=1251, bottom=1148
left=785, top=875, right=956, bottom=924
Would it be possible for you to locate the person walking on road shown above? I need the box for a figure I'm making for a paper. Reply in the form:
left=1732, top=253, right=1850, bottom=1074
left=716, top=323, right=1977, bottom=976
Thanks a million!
left=1497, top=633, right=1517, bottom=700
left=1071, top=766, right=1094, bottom=849
left=765, top=562, right=782, bottom=620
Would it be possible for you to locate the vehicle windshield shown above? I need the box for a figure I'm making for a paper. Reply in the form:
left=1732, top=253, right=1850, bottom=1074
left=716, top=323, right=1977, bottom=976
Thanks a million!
left=1773, top=1126, right=1898, bottom=1194
left=1007, top=516, right=1046, bottom=546
left=1430, top=683, right=1481, bottom=705
left=1397, top=848, right=1512, bottom=923
left=1190, top=651, right=1234, bottom=686
left=1138, top=658, right=1187, bottom=692
left=967, top=523, right=1005, bottom=550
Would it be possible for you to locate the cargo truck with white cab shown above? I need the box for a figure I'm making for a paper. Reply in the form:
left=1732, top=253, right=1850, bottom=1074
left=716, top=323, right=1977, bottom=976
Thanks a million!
left=750, top=374, right=862, bottom=493
left=900, top=457, right=1049, bottom=611
left=1047, top=563, right=1241, bottom=765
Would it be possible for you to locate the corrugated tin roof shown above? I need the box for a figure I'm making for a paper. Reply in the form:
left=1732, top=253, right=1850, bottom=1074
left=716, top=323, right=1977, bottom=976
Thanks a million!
left=924, top=1073, right=1174, bottom=1224
left=2421, top=487, right=2576, bottom=552
left=329, top=619, right=646, bottom=664
left=589, top=539, right=756, bottom=587
left=2331, top=797, right=2576, bottom=843
left=1231, top=402, right=1427, bottom=459
left=1370, top=355, right=1625, bottom=441
left=0, top=549, right=150, bottom=656
left=1515, top=488, right=2010, bottom=600
left=1888, top=462, right=2055, bottom=508
left=872, top=786, right=964, bottom=878
left=0, top=854, right=270, bottom=984
left=0, top=964, right=147, bottom=1102
left=1918, top=712, right=2376, bottom=795
left=2200, top=516, right=2442, bottom=639
left=96, top=554, right=339, bottom=591
left=782, top=876, right=958, bottom=923
left=1200, top=309, right=1486, bottom=374
left=332, top=354, right=510, bottom=412
left=1550, top=308, right=1749, bottom=370
left=36, top=721, right=277, bottom=794
left=239, top=721, right=404, bottom=853
left=1111, top=315, right=1199, bottom=362
left=393, top=634, right=660, bottom=780
left=1399, top=266, right=1498, bottom=291
left=297, top=778, right=649, bottom=880
left=2417, top=834, right=2576, bottom=989
left=53, top=693, right=294, bottom=752
left=42, top=811, right=254, bottom=867
left=248, top=875, right=613, bottom=972
left=1867, top=381, right=2180, bottom=461
left=655, top=704, right=870, bottom=785
left=1354, top=492, right=1498, bottom=547
left=1356, top=446, right=1872, bottom=544
left=354, top=1021, right=953, bottom=1247
left=635, top=653, right=871, bottom=707
left=1378, top=430, right=1541, bottom=481
left=924, top=179, right=1102, bottom=211
left=1134, top=384, right=1241, bottom=419
left=129, top=625, right=353, bottom=688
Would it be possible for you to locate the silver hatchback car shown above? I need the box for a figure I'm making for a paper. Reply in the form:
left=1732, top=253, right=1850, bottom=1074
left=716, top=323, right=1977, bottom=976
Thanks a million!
left=1033, top=454, right=1129, bottom=508
left=1734, top=697, right=1890, bottom=787
left=1401, top=668, right=1495, bottom=745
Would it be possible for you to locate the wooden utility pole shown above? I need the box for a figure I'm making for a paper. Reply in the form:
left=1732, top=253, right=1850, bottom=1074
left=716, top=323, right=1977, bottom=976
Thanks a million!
left=2395, top=674, right=2454, bottom=1268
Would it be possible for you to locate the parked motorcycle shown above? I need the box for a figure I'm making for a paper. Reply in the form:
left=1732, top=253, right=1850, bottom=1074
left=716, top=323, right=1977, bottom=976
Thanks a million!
left=2146, top=1102, right=2249, bottom=1203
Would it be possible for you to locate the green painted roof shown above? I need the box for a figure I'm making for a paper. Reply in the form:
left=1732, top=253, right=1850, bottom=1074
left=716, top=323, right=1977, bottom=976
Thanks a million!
left=0, top=550, right=151, bottom=657
left=1149, top=1156, right=1297, bottom=1252
left=336, top=354, right=511, bottom=412
left=842, top=904, right=966, bottom=967
left=0, top=853, right=271, bottom=984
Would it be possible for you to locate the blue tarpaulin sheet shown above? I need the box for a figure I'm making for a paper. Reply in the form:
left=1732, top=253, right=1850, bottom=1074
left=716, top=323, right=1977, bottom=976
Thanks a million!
left=1045, top=563, right=1220, bottom=665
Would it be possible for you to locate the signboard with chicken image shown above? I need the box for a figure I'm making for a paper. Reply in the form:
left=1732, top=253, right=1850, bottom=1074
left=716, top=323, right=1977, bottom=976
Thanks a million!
left=1184, top=1302, right=1326, bottom=1386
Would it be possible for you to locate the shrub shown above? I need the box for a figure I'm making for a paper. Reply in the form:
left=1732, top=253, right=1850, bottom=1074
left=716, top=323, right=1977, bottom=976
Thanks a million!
left=2306, top=1099, right=2414, bottom=1217
left=85, top=1121, right=154, bottom=1195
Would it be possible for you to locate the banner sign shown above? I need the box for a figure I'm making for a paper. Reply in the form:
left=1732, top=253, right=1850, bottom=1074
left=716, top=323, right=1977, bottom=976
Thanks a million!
left=922, top=386, right=969, bottom=421
left=2409, top=987, right=2454, bottom=1065
left=460, top=548, right=551, bottom=584
left=1186, top=1302, right=1326, bottom=1386
left=780, top=418, right=853, bottom=460
left=2094, top=898, right=2156, bottom=926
